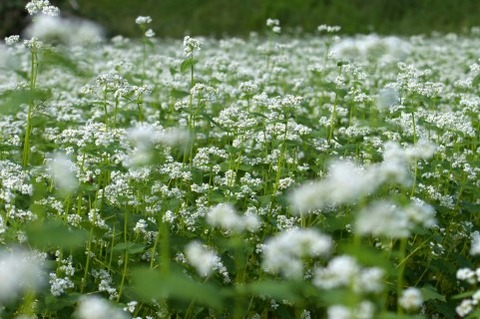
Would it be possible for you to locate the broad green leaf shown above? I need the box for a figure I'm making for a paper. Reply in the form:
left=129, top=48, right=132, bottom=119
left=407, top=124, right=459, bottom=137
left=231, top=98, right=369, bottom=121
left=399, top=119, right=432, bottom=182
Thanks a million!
left=26, top=220, right=88, bottom=250
left=131, top=267, right=223, bottom=310
left=180, top=58, right=197, bottom=73
left=246, top=280, right=300, bottom=303
left=113, top=242, right=146, bottom=254
left=0, top=88, right=52, bottom=114
left=472, top=74, right=480, bottom=87
left=43, top=292, right=81, bottom=312
left=171, top=89, right=189, bottom=99
left=420, top=284, right=446, bottom=302
left=41, top=49, right=88, bottom=77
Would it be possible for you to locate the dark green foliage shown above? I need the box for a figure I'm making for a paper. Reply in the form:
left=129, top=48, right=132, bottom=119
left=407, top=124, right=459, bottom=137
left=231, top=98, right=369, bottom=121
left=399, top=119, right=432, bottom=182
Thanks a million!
left=2, top=0, right=480, bottom=38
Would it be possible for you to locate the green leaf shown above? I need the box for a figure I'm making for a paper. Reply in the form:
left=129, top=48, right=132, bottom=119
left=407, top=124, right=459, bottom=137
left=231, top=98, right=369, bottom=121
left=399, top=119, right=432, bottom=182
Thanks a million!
left=453, top=290, right=475, bottom=300
left=381, top=313, right=426, bottom=319
left=26, top=220, right=88, bottom=250
left=171, top=89, right=190, bottom=99
left=472, top=74, right=480, bottom=87
left=131, top=267, right=223, bottom=310
left=41, top=48, right=88, bottom=77
left=246, top=280, right=300, bottom=303
left=43, top=292, right=81, bottom=312
left=113, top=242, right=146, bottom=254
left=317, top=288, right=357, bottom=305
left=180, top=58, right=197, bottom=73
left=420, top=284, right=446, bottom=302
left=0, top=88, right=53, bottom=114
left=200, top=112, right=228, bottom=131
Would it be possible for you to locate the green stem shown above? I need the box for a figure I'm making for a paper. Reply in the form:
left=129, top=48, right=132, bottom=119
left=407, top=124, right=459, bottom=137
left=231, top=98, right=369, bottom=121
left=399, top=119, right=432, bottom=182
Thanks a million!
left=117, top=207, right=129, bottom=302
left=23, top=46, right=38, bottom=168
left=81, top=227, right=94, bottom=293
left=396, top=237, right=408, bottom=318
left=160, top=213, right=170, bottom=274
left=103, top=89, right=109, bottom=130
left=410, top=111, right=417, bottom=197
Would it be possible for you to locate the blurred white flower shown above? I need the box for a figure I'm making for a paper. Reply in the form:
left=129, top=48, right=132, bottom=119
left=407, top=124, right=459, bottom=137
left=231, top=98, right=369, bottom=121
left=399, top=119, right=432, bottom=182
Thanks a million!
left=289, top=160, right=375, bottom=212
left=290, top=141, right=436, bottom=214
left=126, top=124, right=189, bottom=167
left=263, top=228, right=331, bottom=279
left=47, top=152, right=79, bottom=195
left=135, top=16, right=152, bottom=25
left=399, top=287, right=423, bottom=312
left=145, top=29, right=155, bottom=38
left=470, top=231, right=480, bottom=256
left=206, top=203, right=260, bottom=233
left=314, top=255, right=360, bottom=289
left=0, top=248, right=45, bottom=302
left=75, top=295, right=130, bottom=319
left=354, top=200, right=410, bottom=238
left=377, top=87, right=399, bottom=109
left=4, top=35, right=20, bottom=46
left=24, top=14, right=103, bottom=46
left=185, top=241, right=219, bottom=277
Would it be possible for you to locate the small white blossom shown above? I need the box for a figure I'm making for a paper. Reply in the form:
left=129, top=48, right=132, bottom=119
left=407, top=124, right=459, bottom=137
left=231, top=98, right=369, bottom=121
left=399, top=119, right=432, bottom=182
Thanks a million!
left=183, top=36, right=203, bottom=58
left=399, top=287, right=423, bottom=312
left=5, top=35, right=20, bottom=46
left=135, top=16, right=152, bottom=25
left=145, top=29, right=155, bottom=38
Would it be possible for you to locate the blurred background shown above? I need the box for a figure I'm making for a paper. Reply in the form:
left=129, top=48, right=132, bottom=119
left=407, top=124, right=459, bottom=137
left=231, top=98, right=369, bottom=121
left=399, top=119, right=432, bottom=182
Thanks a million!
left=2, top=0, right=480, bottom=39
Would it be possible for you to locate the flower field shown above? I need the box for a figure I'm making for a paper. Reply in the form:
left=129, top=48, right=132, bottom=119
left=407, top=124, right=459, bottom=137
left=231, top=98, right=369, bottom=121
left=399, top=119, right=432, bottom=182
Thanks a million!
left=0, top=2, right=480, bottom=319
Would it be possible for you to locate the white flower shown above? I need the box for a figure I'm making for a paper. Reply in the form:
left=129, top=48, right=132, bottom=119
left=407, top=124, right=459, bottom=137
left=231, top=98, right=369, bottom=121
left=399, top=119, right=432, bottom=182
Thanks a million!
left=470, top=231, right=480, bottom=256
left=290, top=160, right=376, bottom=213
left=183, top=36, right=203, bottom=58
left=314, top=255, right=359, bottom=289
left=25, top=0, right=60, bottom=16
left=263, top=228, right=331, bottom=279
left=23, top=14, right=103, bottom=46
left=266, top=18, right=280, bottom=27
left=355, top=200, right=411, bottom=238
left=5, top=35, right=20, bottom=46
left=399, top=287, right=423, bottom=312
left=135, top=16, right=152, bottom=25
left=318, top=24, right=341, bottom=33
left=327, top=301, right=374, bottom=319
left=0, top=248, right=45, bottom=302
left=206, top=203, right=260, bottom=233
left=377, top=87, right=399, bottom=109
left=456, top=268, right=476, bottom=284
left=456, top=299, right=473, bottom=317
left=75, top=295, right=129, bottom=319
left=405, top=198, right=436, bottom=228
left=327, top=305, right=351, bottom=319
left=145, top=29, right=155, bottom=38
left=185, top=241, right=219, bottom=277
left=47, top=152, right=79, bottom=195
